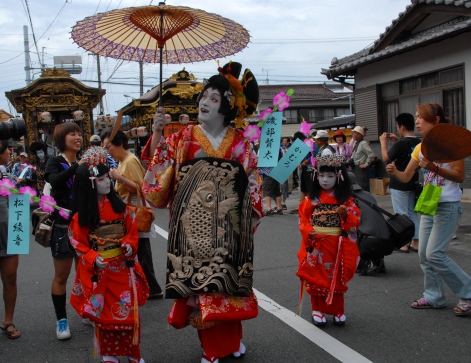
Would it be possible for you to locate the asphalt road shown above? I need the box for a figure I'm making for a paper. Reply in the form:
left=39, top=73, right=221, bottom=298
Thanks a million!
left=2, top=191, right=471, bottom=363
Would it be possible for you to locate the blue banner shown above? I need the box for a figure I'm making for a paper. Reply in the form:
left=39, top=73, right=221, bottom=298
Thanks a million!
left=269, top=139, right=311, bottom=184
left=7, top=194, right=30, bottom=254
left=257, top=112, right=282, bottom=167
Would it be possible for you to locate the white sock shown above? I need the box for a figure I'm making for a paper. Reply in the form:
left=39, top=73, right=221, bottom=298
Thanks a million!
left=312, top=310, right=326, bottom=323
left=102, top=357, right=119, bottom=363
left=334, top=314, right=346, bottom=322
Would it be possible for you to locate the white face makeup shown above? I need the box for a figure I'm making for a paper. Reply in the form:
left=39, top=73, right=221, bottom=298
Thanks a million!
left=198, top=87, right=225, bottom=128
left=96, top=174, right=111, bottom=197
left=318, top=171, right=337, bottom=192
left=36, top=150, right=45, bottom=159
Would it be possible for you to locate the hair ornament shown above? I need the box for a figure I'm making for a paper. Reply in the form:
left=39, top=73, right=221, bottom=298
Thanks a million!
left=315, top=154, right=345, bottom=168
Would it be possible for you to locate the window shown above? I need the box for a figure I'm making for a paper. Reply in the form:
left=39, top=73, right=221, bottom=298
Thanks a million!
left=283, top=109, right=298, bottom=124
left=308, top=108, right=336, bottom=122
left=381, top=66, right=465, bottom=133
left=444, top=88, right=464, bottom=127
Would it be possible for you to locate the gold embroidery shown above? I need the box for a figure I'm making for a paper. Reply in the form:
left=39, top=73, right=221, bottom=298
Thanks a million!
left=193, top=126, right=236, bottom=158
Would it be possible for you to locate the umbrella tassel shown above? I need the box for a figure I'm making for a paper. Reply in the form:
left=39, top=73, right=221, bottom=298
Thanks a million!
left=296, top=279, right=307, bottom=316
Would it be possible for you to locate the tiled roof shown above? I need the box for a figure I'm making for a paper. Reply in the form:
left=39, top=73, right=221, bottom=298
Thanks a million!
left=322, top=0, right=471, bottom=79
left=314, top=115, right=356, bottom=129
left=259, top=84, right=339, bottom=101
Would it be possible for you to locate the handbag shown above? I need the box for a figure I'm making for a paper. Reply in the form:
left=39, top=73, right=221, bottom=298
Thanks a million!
left=354, top=194, right=415, bottom=249
left=414, top=171, right=442, bottom=216
left=127, top=186, right=155, bottom=232
left=198, top=291, right=258, bottom=323
left=31, top=208, right=55, bottom=247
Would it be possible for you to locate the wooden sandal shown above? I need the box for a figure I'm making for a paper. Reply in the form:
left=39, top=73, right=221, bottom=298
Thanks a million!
left=1, top=323, right=21, bottom=339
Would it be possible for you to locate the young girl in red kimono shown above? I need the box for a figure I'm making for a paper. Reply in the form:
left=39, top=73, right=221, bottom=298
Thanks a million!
left=296, top=154, right=360, bottom=327
left=68, top=156, right=149, bottom=363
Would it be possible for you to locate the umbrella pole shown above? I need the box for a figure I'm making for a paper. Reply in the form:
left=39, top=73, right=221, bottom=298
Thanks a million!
left=159, top=46, right=163, bottom=108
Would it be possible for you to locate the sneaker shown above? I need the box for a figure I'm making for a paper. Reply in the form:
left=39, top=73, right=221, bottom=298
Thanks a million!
left=56, top=318, right=71, bottom=340
left=373, top=259, right=386, bottom=273
left=357, top=260, right=373, bottom=276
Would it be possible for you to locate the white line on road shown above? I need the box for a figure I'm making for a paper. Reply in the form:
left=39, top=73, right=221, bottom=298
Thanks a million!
left=253, top=288, right=373, bottom=363
left=154, top=224, right=372, bottom=363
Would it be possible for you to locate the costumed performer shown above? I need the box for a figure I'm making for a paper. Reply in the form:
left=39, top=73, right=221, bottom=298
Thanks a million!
left=296, top=154, right=360, bottom=327
left=141, top=62, right=263, bottom=363
left=30, top=141, right=49, bottom=197
left=68, top=147, right=149, bottom=363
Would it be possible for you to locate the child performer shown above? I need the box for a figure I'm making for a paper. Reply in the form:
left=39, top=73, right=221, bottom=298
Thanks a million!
left=296, top=154, right=360, bottom=327
left=68, top=148, right=149, bottom=363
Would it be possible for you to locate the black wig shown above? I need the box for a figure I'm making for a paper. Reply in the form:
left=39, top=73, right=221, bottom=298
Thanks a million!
left=29, top=141, right=49, bottom=164
left=309, top=163, right=352, bottom=203
left=71, top=163, right=126, bottom=227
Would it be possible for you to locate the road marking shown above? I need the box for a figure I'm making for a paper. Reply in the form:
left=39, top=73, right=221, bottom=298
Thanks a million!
left=154, top=224, right=371, bottom=363
left=254, top=288, right=372, bottom=363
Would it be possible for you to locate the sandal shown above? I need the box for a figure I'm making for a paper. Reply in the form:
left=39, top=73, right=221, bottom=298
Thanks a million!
left=411, top=297, right=444, bottom=309
left=311, top=311, right=327, bottom=327
left=1, top=323, right=21, bottom=339
left=333, top=314, right=346, bottom=327
left=201, top=354, right=219, bottom=363
left=454, top=299, right=471, bottom=316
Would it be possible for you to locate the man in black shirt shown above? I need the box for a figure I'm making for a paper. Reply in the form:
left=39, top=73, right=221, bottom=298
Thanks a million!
left=380, top=113, right=421, bottom=252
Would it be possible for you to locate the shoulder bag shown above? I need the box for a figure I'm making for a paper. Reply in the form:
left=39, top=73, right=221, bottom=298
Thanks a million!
left=31, top=207, right=55, bottom=247
left=354, top=193, right=415, bottom=249
left=127, top=186, right=155, bottom=232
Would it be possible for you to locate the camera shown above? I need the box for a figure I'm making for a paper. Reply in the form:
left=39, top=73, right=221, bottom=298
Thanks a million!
left=0, top=118, right=26, bottom=139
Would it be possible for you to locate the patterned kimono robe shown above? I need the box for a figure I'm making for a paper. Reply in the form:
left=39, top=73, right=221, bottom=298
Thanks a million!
left=69, top=198, right=149, bottom=358
left=297, top=191, right=360, bottom=315
left=141, top=124, right=263, bottom=359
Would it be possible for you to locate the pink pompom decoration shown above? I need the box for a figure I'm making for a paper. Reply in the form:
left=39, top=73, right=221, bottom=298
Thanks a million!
left=39, top=195, right=57, bottom=213
left=300, top=121, right=311, bottom=136
left=0, top=179, right=16, bottom=196
left=304, top=139, right=314, bottom=152
left=19, top=186, right=37, bottom=204
left=243, top=125, right=261, bottom=143
left=273, top=92, right=290, bottom=111
left=232, top=141, right=246, bottom=159
left=259, top=108, right=273, bottom=121
left=59, top=208, right=71, bottom=220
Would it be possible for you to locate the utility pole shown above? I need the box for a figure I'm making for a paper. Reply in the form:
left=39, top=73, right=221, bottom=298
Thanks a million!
left=139, top=61, right=144, bottom=96
left=262, top=68, right=275, bottom=85
left=23, top=25, right=31, bottom=85
left=41, top=47, right=46, bottom=71
left=95, top=54, right=104, bottom=115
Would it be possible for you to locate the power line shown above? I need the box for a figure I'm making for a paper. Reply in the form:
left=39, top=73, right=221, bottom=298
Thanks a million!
left=22, top=0, right=42, bottom=67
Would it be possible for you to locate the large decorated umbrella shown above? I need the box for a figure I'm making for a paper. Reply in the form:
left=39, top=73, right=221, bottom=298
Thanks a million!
left=71, top=2, right=250, bottom=105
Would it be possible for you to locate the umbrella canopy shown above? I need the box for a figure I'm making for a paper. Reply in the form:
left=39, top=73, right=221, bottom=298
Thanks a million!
left=71, top=4, right=250, bottom=64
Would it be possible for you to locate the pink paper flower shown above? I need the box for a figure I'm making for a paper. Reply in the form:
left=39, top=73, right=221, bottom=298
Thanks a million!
left=39, top=195, right=57, bottom=213
left=243, top=125, right=261, bottom=143
left=300, top=121, right=311, bottom=136
left=273, top=92, right=290, bottom=111
left=231, top=141, right=246, bottom=159
left=0, top=179, right=16, bottom=196
left=258, top=108, right=273, bottom=121
left=304, top=139, right=314, bottom=152
left=19, top=186, right=37, bottom=204
left=59, top=208, right=71, bottom=220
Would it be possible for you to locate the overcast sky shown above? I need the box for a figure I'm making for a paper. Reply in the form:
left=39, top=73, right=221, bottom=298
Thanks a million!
left=0, top=0, right=411, bottom=117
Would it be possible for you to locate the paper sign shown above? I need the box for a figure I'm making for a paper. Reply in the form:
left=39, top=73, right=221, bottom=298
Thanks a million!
left=268, top=139, right=310, bottom=184
left=7, top=194, right=30, bottom=254
left=257, top=112, right=282, bottom=167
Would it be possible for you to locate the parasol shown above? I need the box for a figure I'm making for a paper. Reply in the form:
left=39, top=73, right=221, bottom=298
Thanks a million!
left=71, top=2, right=250, bottom=106
left=421, top=124, right=471, bottom=163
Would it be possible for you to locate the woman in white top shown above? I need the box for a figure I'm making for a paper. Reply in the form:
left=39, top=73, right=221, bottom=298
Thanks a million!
left=386, top=103, right=470, bottom=315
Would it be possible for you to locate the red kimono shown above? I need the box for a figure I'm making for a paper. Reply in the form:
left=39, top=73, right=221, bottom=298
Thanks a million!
left=297, top=191, right=360, bottom=315
left=69, top=198, right=149, bottom=359
left=141, top=125, right=263, bottom=359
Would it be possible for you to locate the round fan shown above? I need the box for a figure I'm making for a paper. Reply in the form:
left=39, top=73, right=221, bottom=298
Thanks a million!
left=421, top=124, right=471, bottom=162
